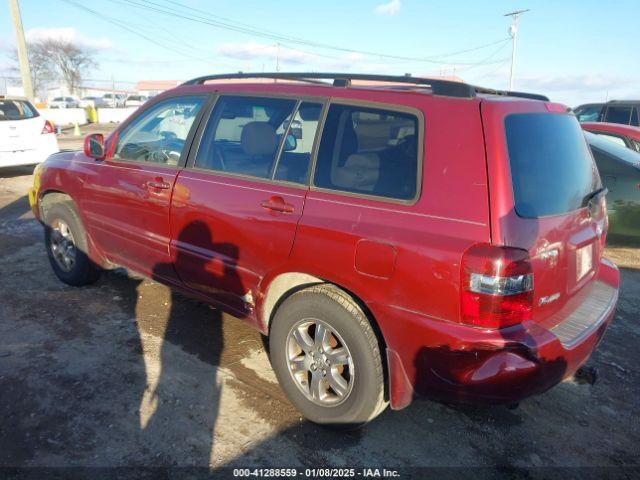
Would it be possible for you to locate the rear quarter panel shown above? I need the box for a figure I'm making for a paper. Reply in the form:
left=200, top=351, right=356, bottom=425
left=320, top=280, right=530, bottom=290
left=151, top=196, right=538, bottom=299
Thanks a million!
left=284, top=93, right=491, bottom=351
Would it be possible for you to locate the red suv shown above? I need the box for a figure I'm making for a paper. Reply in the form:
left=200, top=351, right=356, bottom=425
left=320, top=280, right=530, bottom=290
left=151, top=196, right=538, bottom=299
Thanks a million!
left=29, top=73, right=620, bottom=427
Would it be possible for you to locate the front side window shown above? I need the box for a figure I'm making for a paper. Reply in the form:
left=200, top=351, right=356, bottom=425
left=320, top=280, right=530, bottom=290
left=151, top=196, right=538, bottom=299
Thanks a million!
left=113, top=96, right=205, bottom=165
left=574, top=105, right=602, bottom=122
left=313, top=104, right=419, bottom=200
left=195, top=96, right=297, bottom=179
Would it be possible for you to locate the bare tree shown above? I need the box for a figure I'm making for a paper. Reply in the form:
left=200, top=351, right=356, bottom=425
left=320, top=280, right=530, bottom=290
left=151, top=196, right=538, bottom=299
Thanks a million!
left=43, top=39, right=96, bottom=95
left=9, top=40, right=55, bottom=98
left=9, top=39, right=96, bottom=98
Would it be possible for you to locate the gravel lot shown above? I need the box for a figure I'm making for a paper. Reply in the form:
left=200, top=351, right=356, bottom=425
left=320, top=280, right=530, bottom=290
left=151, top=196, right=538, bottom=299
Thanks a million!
left=0, top=138, right=639, bottom=476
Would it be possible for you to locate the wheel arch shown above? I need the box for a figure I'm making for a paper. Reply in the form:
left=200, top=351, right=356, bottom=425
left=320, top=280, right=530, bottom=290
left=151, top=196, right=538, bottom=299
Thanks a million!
left=260, top=271, right=390, bottom=401
left=39, top=189, right=110, bottom=268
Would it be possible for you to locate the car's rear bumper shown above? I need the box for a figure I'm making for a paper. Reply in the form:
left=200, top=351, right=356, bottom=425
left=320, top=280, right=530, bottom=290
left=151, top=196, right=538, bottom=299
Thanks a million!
left=0, top=137, right=59, bottom=168
left=373, top=259, right=620, bottom=409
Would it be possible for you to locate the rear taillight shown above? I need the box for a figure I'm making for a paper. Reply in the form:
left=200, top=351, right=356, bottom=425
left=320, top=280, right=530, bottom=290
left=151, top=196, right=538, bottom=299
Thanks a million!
left=42, top=120, right=54, bottom=134
left=460, top=243, right=534, bottom=329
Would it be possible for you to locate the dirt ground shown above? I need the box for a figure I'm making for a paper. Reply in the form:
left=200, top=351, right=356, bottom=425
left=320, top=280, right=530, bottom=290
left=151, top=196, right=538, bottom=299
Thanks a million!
left=1, top=151, right=639, bottom=476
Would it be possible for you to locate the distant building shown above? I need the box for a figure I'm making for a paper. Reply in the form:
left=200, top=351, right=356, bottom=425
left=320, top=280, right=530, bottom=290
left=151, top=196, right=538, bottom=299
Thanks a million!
left=46, top=85, right=133, bottom=101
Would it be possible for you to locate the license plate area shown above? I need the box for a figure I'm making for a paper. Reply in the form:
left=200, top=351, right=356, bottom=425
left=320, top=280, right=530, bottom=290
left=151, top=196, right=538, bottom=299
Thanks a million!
left=576, top=243, right=593, bottom=282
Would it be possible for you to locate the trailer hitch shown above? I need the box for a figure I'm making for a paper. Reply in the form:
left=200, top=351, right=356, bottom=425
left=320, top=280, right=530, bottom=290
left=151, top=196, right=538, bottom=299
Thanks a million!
left=573, top=365, right=599, bottom=385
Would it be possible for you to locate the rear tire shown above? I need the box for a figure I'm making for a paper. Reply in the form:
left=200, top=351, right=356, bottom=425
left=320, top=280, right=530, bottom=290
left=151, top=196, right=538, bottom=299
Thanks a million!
left=269, top=284, right=387, bottom=428
left=43, top=200, right=101, bottom=286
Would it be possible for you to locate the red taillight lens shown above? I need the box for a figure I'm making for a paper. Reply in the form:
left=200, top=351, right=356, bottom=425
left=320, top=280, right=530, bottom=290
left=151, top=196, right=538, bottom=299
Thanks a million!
left=41, top=120, right=54, bottom=134
left=460, top=243, right=533, bottom=329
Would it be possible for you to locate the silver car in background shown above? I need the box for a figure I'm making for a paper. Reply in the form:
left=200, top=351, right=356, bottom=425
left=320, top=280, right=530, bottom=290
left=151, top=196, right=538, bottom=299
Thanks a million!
left=49, top=96, right=79, bottom=108
left=79, top=96, right=108, bottom=108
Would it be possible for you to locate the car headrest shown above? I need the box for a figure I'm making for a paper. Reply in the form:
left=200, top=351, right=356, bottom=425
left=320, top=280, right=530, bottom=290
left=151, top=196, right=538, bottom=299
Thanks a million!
left=344, top=153, right=380, bottom=169
left=332, top=153, right=381, bottom=191
left=241, top=121, right=277, bottom=156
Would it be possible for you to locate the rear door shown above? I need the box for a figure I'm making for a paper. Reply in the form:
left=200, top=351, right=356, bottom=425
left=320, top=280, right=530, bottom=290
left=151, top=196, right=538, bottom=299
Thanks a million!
left=170, top=95, right=324, bottom=317
left=80, top=94, right=207, bottom=279
left=482, top=101, right=607, bottom=325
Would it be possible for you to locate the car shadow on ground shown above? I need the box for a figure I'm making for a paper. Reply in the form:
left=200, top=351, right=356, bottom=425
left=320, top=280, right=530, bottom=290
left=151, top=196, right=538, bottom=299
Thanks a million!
left=117, top=219, right=244, bottom=465
left=0, top=165, right=35, bottom=179
left=0, top=195, right=30, bottom=220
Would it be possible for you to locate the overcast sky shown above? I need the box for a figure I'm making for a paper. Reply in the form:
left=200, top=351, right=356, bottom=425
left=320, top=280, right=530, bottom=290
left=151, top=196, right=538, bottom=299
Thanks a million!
left=1, top=0, right=638, bottom=106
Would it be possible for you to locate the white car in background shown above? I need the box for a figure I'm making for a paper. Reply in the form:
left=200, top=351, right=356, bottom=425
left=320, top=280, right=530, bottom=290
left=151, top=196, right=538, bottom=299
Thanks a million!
left=102, top=93, right=126, bottom=108
left=0, top=96, right=59, bottom=168
left=124, top=94, right=147, bottom=107
left=49, top=96, right=80, bottom=108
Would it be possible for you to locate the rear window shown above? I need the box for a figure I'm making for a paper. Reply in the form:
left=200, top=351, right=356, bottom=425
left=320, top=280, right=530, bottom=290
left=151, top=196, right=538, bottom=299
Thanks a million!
left=0, top=99, right=38, bottom=121
left=505, top=113, right=600, bottom=218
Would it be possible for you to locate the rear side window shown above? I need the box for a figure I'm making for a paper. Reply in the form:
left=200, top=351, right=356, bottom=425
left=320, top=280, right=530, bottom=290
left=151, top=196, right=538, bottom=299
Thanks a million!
left=195, top=96, right=297, bottom=179
left=274, top=102, right=323, bottom=184
left=505, top=113, right=600, bottom=218
left=604, top=106, right=633, bottom=125
left=313, top=104, right=419, bottom=200
left=0, top=99, right=38, bottom=120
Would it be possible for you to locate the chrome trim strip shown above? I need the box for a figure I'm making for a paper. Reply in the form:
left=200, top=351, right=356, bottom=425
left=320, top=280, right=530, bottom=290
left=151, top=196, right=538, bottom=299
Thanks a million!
left=549, top=280, right=617, bottom=349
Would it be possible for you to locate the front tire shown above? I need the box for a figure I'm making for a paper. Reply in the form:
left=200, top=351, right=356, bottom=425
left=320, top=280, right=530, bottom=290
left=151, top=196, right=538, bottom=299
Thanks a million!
left=43, top=200, right=101, bottom=286
left=269, top=284, right=387, bottom=428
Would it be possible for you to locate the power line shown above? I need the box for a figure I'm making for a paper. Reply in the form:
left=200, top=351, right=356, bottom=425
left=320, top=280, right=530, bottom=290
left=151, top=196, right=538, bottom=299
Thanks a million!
left=59, top=0, right=217, bottom=63
left=157, top=0, right=511, bottom=61
left=108, top=0, right=512, bottom=66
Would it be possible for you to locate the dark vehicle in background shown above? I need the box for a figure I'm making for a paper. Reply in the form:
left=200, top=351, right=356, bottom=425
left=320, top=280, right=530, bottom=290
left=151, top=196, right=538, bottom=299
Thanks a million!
left=575, top=101, right=640, bottom=126
left=582, top=122, right=640, bottom=152
left=585, top=131, right=640, bottom=243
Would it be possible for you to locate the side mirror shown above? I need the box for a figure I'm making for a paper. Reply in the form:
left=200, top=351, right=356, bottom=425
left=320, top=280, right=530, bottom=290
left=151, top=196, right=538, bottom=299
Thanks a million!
left=84, top=133, right=105, bottom=159
left=283, top=133, right=297, bottom=152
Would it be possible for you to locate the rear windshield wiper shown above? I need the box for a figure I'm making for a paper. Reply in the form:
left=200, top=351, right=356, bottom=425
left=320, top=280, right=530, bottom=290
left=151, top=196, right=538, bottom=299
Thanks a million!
left=581, top=187, right=608, bottom=208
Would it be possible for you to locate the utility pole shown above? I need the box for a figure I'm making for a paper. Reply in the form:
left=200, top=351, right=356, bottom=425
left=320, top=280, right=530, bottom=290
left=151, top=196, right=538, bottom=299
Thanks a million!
left=8, top=0, right=34, bottom=100
left=505, top=9, right=529, bottom=92
left=275, top=42, right=281, bottom=72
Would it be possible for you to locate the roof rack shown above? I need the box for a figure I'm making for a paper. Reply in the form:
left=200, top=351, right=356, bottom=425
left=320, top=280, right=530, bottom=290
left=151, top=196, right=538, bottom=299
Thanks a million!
left=182, top=72, right=549, bottom=101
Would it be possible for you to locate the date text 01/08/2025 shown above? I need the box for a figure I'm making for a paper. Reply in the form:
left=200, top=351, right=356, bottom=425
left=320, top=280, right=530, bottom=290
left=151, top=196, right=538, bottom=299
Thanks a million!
left=232, top=468, right=401, bottom=478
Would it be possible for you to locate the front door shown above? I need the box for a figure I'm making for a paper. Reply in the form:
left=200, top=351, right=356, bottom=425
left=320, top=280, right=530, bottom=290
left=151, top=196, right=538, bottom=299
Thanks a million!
left=80, top=95, right=207, bottom=279
left=170, top=96, right=324, bottom=318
